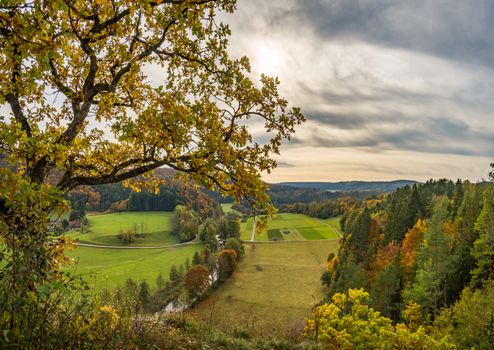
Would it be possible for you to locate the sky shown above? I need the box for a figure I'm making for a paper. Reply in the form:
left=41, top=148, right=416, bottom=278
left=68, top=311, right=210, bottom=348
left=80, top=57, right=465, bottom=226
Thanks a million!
left=220, top=0, right=494, bottom=183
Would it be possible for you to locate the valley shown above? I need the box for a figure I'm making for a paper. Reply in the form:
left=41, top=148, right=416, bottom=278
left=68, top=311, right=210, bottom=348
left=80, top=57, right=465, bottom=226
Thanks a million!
left=191, top=240, right=339, bottom=336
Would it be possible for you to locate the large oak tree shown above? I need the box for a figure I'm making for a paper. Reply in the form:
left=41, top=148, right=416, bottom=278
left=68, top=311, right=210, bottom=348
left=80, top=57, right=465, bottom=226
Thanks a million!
left=0, top=0, right=303, bottom=308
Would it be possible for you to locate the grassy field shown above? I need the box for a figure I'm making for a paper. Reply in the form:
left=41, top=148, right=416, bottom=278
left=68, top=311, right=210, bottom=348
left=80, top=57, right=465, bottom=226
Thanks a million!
left=63, top=211, right=201, bottom=292
left=191, top=240, right=339, bottom=336
left=66, top=243, right=201, bottom=292
left=240, top=213, right=340, bottom=241
left=68, top=212, right=177, bottom=247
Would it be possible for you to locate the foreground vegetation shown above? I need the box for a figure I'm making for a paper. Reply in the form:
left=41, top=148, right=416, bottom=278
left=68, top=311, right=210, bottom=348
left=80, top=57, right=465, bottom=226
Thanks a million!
left=192, top=240, right=339, bottom=336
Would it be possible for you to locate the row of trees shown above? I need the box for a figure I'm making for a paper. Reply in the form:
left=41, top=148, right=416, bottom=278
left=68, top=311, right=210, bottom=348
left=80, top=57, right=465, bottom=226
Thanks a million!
left=316, top=170, right=494, bottom=348
left=280, top=197, right=357, bottom=219
left=66, top=179, right=222, bottom=219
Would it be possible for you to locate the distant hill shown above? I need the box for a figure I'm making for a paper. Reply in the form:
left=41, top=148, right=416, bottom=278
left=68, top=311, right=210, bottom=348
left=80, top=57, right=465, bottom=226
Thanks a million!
left=278, top=180, right=420, bottom=193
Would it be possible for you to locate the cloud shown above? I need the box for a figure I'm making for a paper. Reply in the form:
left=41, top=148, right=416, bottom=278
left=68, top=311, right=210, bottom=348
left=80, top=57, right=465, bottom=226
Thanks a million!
left=276, top=161, right=296, bottom=168
left=220, top=1, right=494, bottom=181
left=243, top=0, right=494, bottom=68
left=288, top=117, right=494, bottom=158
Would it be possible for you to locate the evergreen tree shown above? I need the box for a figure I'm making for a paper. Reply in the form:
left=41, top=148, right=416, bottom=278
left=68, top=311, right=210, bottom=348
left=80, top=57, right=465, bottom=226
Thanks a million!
left=403, top=196, right=451, bottom=316
left=327, top=258, right=367, bottom=299
left=156, top=273, right=165, bottom=290
left=124, top=278, right=138, bottom=299
left=444, top=187, right=482, bottom=300
left=370, top=259, right=402, bottom=320
left=192, top=251, right=202, bottom=266
left=471, top=186, right=494, bottom=287
left=169, top=265, right=182, bottom=285
left=138, top=280, right=150, bottom=308
left=450, top=179, right=465, bottom=219
left=350, top=208, right=371, bottom=261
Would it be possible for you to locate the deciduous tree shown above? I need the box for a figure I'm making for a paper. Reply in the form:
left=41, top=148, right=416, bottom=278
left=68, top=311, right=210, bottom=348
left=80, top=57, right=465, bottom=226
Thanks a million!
left=184, top=264, right=210, bottom=300
left=217, top=249, right=237, bottom=282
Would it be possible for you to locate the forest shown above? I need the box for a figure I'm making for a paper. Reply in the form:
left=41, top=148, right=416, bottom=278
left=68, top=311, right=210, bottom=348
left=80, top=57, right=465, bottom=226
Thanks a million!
left=312, top=174, right=494, bottom=348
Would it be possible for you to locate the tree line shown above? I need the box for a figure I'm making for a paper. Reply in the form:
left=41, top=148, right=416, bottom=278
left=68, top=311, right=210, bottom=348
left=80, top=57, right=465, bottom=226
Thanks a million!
left=67, top=179, right=222, bottom=221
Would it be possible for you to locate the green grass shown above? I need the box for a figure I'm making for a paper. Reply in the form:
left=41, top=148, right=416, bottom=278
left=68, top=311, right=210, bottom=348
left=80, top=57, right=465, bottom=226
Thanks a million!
left=267, top=229, right=284, bottom=241
left=65, top=243, right=201, bottom=292
left=67, top=212, right=177, bottom=246
left=240, top=217, right=255, bottom=240
left=240, top=213, right=340, bottom=241
left=221, top=203, right=241, bottom=215
left=319, top=216, right=342, bottom=229
left=192, top=240, right=340, bottom=336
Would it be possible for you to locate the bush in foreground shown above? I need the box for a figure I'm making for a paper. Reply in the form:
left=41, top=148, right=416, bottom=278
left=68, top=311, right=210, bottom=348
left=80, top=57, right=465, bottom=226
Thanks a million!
left=304, top=289, right=454, bottom=349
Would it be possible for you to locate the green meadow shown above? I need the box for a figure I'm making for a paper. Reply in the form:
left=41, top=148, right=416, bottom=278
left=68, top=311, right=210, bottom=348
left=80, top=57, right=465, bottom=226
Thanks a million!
left=63, top=211, right=340, bottom=294
left=68, top=211, right=177, bottom=247
left=64, top=211, right=199, bottom=292
left=66, top=243, right=201, bottom=293
left=240, top=213, right=341, bottom=241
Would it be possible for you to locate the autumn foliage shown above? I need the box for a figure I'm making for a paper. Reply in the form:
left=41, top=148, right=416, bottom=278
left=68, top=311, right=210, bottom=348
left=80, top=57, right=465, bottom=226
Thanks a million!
left=401, top=219, right=427, bottom=273
left=184, top=265, right=210, bottom=301
left=217, top=249, right=237, bottom=282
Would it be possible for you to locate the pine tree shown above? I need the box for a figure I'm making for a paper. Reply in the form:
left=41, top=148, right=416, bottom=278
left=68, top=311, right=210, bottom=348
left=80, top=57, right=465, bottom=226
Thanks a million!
left=139, top=280, right=150, bottom=308
left=169, top=265, right=181, bottom=285
left=351, top=208, right=371, bottom=261
left=471, top=186, right=494, bottom=287
left=156, top=273, right=165, bottom=290
left=450, top=179, right=465, bottom=219
left=192, top=251, right=202, bottom=266
left=327, top=257, right=367, bottom=299
left=370, top=259, right=402, bottom=320
left=403, top=196, right=451, bottom=316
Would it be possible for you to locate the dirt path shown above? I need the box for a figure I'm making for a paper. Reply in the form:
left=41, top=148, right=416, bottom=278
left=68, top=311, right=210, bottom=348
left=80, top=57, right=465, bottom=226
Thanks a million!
left=74, top=240, right=198, bottom=249
left=250, top=216, right=256, bottom=242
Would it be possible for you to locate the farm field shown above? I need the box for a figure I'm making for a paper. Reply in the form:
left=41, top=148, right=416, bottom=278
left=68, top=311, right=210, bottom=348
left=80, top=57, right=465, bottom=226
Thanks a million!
left=240, top=213, right=340, bottom=241
left=65, top=243, right=201, bottom=293
left=191, top=240, right=339, bottom=336
left=67, top=211, right=177, bottom=247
